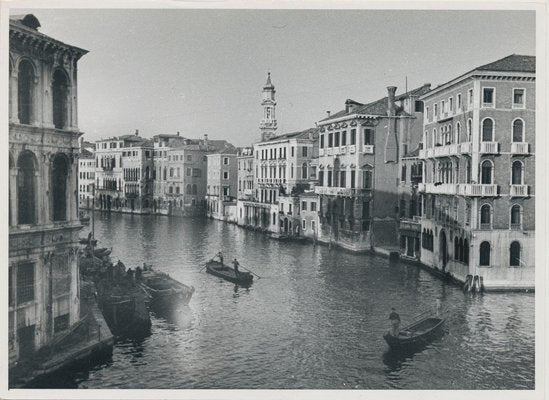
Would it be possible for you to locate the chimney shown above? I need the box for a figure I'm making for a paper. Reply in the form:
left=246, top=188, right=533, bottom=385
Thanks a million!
left=326, top=111, right=331, bottom=118
left=135, top=129, right=139, bottom=136
left=177, top=131, right=180, bottom=136
left=203, top=134, right=209, bottom=151
left=387, top=86, right=397, bottom=116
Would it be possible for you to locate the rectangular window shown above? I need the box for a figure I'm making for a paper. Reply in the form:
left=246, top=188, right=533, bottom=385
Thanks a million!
left=320, top=135, right=324, bottom=148
left=364, top=129, right=374, bottom=145
left=351, top=129, right=356, bottom=145
left=340, top=171, right=346, bottom=187
left=334, top=132, right=340, bottom=147
left=302, top=146, right=308, bottom=157
left=223, top=171, right=229, bottom=180
left=351, top=170, right=356, bottom=188
left=291, top=147, right=295, bottom=157
left=341, top=131, right=347, bottom=146
left=327, top=171, right=332, bottom=187
left=425, top=106, right=430, bottom=122
left=328, top=133, right=333, bottom=147
left=176, top=186, right=180, bottom=194
left=187, top=168, right=192, bottom=176
left=187, top=155, right=192, bottom=162
left=441, top=100, right=445, bottom=114
left=513, top=89, right=525, bottom=108
left=302, top=219, right=306, bottom=230
left=415, top=100, right=423, bottom=113
left=482, top=88, right=495, bottom=107
left=457, top=94, right=462, bottom=110
left=434, top=103, right=438, bottom=118
left=223, top=157, right=229, bottom=165
left=449, top=98, right=453, bottom=112
left=311, top=202, right=317, bottom=212
left=17, top=263, right=34, bottom=303
left=302, top=201, right=307, bottom=211
left=318, top=170, right=324, bottom=186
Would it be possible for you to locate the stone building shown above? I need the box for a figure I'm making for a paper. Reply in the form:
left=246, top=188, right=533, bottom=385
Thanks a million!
left=94, top=131, right=152, bottom=213
left=237, top=147, right=254, bottom=202
left=418, top=54, right=535, bottom=290
left=8, top=14, right=87, bottom=365
left=315, top=84, right=430, bottom=251
left=206, top=147, right=238, bottom=221
left=78, top=146, right=95, bottom=210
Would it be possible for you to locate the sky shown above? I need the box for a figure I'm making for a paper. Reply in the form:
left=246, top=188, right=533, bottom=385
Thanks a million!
left=12, top=8, right=536, bottom=146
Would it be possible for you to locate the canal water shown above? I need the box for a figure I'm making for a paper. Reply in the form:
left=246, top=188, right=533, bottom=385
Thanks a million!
left=42, top=213, right=534, bottom=389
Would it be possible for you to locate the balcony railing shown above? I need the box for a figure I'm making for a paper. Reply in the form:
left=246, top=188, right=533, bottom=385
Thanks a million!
left=480, top=141, right=499, bottom=154
left=362, top=145, right=375, bottom=154
left=319, top=149, right=325, bottom=156
left=460, top=142, right=472, bottom=154
left=314, top=186, right=370, bottom=197
left=419, top=183, right=458, bottom=194
left=511, top=142, right=529, bottom=155
left=510, top=184, right=528, bottom=197
left=327, top=148, right=333, bottom=156
left=349, top=145, right=356, bottom=154
left=399, top=218, right=421, bottom=232
left=458, top=184, right=498, bottom=197
left=333, top=147, right=341, bottom=155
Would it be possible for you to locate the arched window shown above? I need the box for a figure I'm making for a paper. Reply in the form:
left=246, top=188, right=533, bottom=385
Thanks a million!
left=511, top=161, right=523, bottom=185
left=512, top=119, right=524, bottom=143
left=447, top=124, right=452, bottom=144
left=480, top=241, right=491, bottom=266
left=192, top=184, right=197, bottom=195
left=302, top=163, right=307, bottom=180
left=454, top=237, right=459, bottom=260
left=363, top=169, right=373, bottom=189
left=482, top=118, right=494, bottom=142
left=168, top=186, right=173, bottom=194
left=455, top=122, right=461, bottom=144
left=52, top=69, right=69, bottom=129
left=433, top=129, right=437, bottom=145
left=481, top=160, right=493, bottom=184
left=186, top=184, right=192, bottom=195
left=463, top=239, right=469, bottom=265
left=52, top=154, right=69, bottom=221
left=145, top=166, right=150, bottom=179
left=18, top=60, right=34, bottom=125
left=467, top=119, right=472, bottom=141
left=459, top=238, right=465, bottom=262
left=510, top=241, right=521, bottom=266
left=480, top=204, right=491, bottom=228
left=163, top=167, right=167, bottom=180
left=510, top=204, right=522, bottom=228
left=17, top=151, right=37, bottom=224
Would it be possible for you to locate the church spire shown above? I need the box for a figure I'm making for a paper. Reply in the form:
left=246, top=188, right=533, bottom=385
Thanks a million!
left=260, top=72, right=277, bottom=142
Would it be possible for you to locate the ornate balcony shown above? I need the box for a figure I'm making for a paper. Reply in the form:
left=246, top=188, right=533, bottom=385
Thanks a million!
left=333, top=147, right=341, bottom=155
left=511, top=142, right=529, bottom=155
left=319, top=149, right=325, bottom=156
left=362, top=145, right=374, bottom=154
left=480, top=141, right=499, bottom=154
left=327, top=148, right=333, bottom=156
left=349, top=145, right=356, bottom=154
left=314, top=186, right=370, bottom=197
left=418, top=183, right=458, bottom=194
left=510, top=184, right=529, bottom=197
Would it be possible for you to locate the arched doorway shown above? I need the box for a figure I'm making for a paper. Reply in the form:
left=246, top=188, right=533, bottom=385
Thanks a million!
left=440, top=230, right=448, bottom=271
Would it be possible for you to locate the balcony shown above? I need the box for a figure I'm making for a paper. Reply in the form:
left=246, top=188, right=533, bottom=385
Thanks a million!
left=319, top=149, right=325, bottom=156
left=457, top=184, right=498, bottom=197
left=349, top=145, right=356, bottom=154
left=419, top=182, right=458, bottom=195
left=314, top=186, right=370, bottom=197
left=480, top=141, right=499, bottom=154
left=510, top=184, right=528, bottom=197
left=434, top=145, right=450, bottom=157
left=333, top=147, right=341, bottom=155
left=399, top=218, right=421, bottom=233
left=460, top=142, right=472, bottom=154
left=511, top=142, right=529, bottom=155
left=327, top=148, right=333, bottom=156
left=340, top=146, right=347, bottom=154
left=362, top=145, right=375, bottom=154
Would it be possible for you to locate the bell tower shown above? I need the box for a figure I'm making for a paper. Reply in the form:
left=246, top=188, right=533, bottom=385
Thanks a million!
left=260, top=72, right=277, bottom=142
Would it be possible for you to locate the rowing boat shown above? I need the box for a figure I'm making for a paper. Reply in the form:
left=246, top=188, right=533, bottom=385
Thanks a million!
left=205, top=260, right=253, bottom=285
left=139, top=267, right=195, bottom=307
left=383, top=316, right=445, bottom=349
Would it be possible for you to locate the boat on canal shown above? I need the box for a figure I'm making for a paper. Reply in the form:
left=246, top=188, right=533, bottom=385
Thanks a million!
left=205, top=260, right=254, bottom=286
left=139, top=266, right=195, bottom=307
left=383, top=315, right=446, bottom=350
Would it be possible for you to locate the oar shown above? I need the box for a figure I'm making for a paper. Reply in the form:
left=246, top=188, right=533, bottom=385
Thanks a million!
left=238, top=264, right=262, bottom=279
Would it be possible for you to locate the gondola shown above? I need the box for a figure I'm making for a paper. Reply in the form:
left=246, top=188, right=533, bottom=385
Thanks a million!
left=92, top=247, right=112, bottom=258
left=205, top=260, right=253, bottom=285
left=383, top=316, right=445, bottom=349
left=139, top=266, right=195, bottom=307
left=79, top=238, right=98, bottom=246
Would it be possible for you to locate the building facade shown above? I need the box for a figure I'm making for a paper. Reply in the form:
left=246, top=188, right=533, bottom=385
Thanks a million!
left=78, top=148, right=95, bottom=210
left=206, top=149, right=238, bottom=221
left=418, top=54, right=535, bottom=290
left=315, top=84, right=430, bottom=251
left=8, top=14, right=87, bottom=365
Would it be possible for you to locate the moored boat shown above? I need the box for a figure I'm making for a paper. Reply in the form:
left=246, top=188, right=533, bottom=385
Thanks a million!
left=205, top=260, right=253, bottom=285
left=79, top=238, right=98, bottom=246
left=139, top=267, right=195, bottom=307
left=383, top=316, right=445, bottom=349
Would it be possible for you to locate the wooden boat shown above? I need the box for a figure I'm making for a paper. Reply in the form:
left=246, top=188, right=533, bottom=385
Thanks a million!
left=139, top=267, right=195, bottom=307
left=383, top=316, right=445, bottom=349
left=92, top=247, right=112, bottom=258
left=205, top=260, right=253, bottom=285
left=79, top=238, right=98, bottom=246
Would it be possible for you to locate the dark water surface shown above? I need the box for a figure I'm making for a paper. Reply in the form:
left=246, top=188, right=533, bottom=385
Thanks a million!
left=48, top=213, right=535, bottom=389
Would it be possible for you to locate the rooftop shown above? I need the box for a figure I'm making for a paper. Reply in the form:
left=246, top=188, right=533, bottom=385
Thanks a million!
left=259, top=127, right=319, bottom=143
left=476, top=54, right=535, bottom=73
